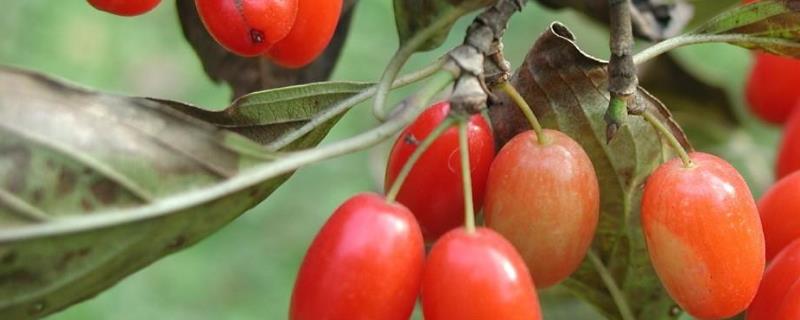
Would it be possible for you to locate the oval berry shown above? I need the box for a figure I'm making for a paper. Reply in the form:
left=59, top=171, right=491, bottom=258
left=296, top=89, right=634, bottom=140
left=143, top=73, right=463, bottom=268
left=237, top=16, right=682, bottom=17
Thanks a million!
left=87, top=0, right=161, bottom=16
left=289, top=193, right=424, bottom=320
left=747, top=239, right=800, bottom=320
left=484, top=129, right=599, bottom=288
left=195, top=0, right=298, bottom=57
left=776, top=106, right=800, bottom=179
left=774, top=278, right=800, bottom=319
left=758, top=170, right=800, bottom=260
left=266, top=0, right=343, bottom=68
left=642, top=152, right=765, bottom=319
left=745, top=52, right=800, bottom=124
left=421, top=227, right=542, bottom=320
left=384, top=101, right=495, bottom=242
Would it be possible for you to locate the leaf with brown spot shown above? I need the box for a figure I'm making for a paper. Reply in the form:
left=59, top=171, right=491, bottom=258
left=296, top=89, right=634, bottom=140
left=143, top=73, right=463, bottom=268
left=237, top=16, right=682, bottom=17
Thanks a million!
left=0, top=66, right=370, bottom=318
left=489, top=23, right=691, bottom=320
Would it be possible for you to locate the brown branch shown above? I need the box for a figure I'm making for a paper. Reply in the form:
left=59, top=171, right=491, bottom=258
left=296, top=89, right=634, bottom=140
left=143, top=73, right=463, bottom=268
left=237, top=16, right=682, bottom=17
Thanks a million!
left=604, top=0, right=639, bottom=142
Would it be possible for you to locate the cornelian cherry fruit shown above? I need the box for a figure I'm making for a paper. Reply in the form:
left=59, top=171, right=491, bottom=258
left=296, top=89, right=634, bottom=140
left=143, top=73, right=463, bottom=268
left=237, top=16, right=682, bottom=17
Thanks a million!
left=642, top=152, right=765, bottom=319
left=758, top=170, right=800, bottom=260
left=266, top=0, right=343, bottom=68
left=195, top=0, right=298, bottom=57
left=745, top=52, right=800, bottom=124
left=774, top=278, right=800, bottom=319
left=87, top=0, right=161, bottom=16
left=484, top=129, right=599, bottom=288
left=776, top=106, right=800, bottom=179
left=421, top=227, right=542, bottom=320
left=384, top=101, right=494, bottom=242
left=289, top=193, right=424, bottom=320
left=747, top=239, right=800, bottom=320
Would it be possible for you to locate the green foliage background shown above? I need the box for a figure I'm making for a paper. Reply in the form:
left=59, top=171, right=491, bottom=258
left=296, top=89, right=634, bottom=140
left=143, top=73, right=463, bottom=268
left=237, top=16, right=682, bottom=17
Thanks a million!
left=0, top=0, right=775, bottom=319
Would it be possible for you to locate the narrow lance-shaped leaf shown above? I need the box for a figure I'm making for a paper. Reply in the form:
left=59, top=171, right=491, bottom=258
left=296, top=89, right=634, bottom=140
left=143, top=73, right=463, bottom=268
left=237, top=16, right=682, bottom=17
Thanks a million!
left=692, top=0, right=800, bottom=56
left=0, top=66, right=366, bottom=319
left=160, top=81, right=373, bottom=150
left=489, top=23, right=691, bottom=320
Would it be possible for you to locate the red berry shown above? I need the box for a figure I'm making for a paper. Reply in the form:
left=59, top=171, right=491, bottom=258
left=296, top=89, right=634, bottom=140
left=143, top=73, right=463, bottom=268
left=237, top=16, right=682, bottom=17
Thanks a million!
left=642, top=152, right=765, bottom=319
left=384, top=101, right=495, bottom=242
left=195, top=0, right=298, bottom=57
left=745, top=52, right=800, bottom=124
left=289, top=193, right=424, bottom=320
left=747, top=239, right=800, bottom=320
left=87, top=0, right=161, bottom=16
left=774, top=279, right=800, bottom=319
left=421, top=227, right=542, bottom=320
left=758, top=170, right=800, bottom=260
left=484, top=129, right=599, bottom=288
left=266, top=0, right=343, bottom=68
left=776, top=106, right=800, bottom=179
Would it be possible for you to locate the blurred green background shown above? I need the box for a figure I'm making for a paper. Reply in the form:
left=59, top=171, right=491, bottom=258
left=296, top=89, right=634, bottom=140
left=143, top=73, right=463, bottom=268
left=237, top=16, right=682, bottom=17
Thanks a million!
left=0, top=0, right=777, bottom=319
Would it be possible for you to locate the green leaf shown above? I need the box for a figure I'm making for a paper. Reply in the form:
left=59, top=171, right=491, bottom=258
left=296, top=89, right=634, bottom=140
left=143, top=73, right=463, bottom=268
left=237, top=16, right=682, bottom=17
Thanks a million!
left=0, top=66, right=365, bottom=318
left=393, top=0, right=491, bottom=52
left=692, top=0, right=800, bottom=56
left=489, top=23, right=691, bottom=320
left=160, top=81, right=372, bottom=151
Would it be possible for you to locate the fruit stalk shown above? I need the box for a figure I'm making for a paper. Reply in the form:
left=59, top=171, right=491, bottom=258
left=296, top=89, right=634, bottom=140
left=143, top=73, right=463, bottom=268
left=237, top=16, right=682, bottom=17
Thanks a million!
left=385, top=117, right=457, bottom=202
left=642, top=111, right=693, bottom=167
left=498, top=82, right=548, bottom=144
left=458, top=118, right=476, bottom=233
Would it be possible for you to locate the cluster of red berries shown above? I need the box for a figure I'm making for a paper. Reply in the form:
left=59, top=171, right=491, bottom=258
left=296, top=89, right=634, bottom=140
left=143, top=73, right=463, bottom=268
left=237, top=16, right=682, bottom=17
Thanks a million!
left=289, top=97, right=775, bottom=319
left=739, top=1, right=800, bottom=317
left=289, top=101, right=549, bottom=319
left=86, top=0, right=342, bottom=68
left=288, top=100, right=605, bottom=319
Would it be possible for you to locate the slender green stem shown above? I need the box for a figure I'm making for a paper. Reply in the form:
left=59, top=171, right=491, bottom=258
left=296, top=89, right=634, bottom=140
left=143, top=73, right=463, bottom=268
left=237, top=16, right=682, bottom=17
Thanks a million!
left=633, top=33, right=800, bottom=65
left=587, top=250, right=635, bottom=320
left=642, top=111, right=693, bottom=167
left=266, top=59, right=446, bottom=151
left=458, top=118, right=476, bottom=234
left=0, top=72, right=457, bottom=242
left=386, top=117, right=456, bottom=202
left=499, top=82, right=548, bottom=144
left=372, top=5, right=473, bottom=121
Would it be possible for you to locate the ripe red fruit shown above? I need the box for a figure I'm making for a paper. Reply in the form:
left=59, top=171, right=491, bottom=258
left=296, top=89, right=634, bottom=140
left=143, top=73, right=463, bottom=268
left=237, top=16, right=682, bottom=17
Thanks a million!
left=87, top=0, right=161, bottom=16
left=776, top=106, right=800, bottom=179
left=384, top=101, right=495, bottom=242
left=195, top=0, right=298, bottom=57
left=758, top=170, right=800, bottom=260
left=289, top=193, right=424, bottom=320
left=642, top=152, right=765, bottom=319
left=774, top=279, right=800, bottom=319
left=484, top=129, right=599, bottom=288
left=266, top=0, right=343, bottom=68
left=421, top=227, right=542, bottom=320
left=745, top=52, right=800, bottom=124
left=747, top=239, right=800, bottom=320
